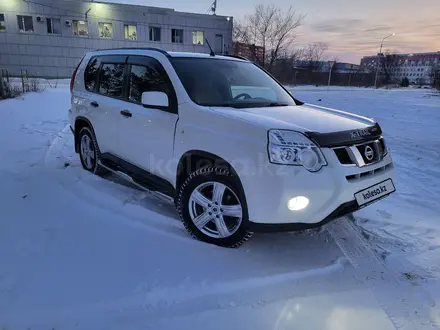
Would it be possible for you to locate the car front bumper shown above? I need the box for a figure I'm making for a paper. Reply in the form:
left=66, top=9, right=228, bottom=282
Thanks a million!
left=240, top=148, right=395, bottom=230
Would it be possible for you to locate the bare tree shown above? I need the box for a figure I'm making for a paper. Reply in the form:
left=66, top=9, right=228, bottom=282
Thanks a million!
left=380, top=52, right=399, bottom=84
left=298, top=42, right=328, bottom=72
left=434, top=67, right=440, bottom=91
left=233, top=4, right=305, bottom=72
left=427, top=61, right=440, bottom=88
left=270, top=48, right=303, bottom=83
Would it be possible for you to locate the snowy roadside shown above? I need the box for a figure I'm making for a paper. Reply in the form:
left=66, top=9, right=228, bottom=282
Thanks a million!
left=1, top=86, right=439, bottom=329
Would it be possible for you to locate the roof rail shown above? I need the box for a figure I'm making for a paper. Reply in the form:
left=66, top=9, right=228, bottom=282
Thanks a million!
left=93, top=47, right=170, bottom=57
left=222, top=54, right=249, bottom=61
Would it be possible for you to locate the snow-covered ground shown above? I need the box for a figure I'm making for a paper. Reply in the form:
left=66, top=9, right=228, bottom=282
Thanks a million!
left=1, top=85, right=439, bottom=330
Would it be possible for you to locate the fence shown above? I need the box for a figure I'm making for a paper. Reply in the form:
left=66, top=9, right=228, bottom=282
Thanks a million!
left=273, top=69, right=377, bottom=87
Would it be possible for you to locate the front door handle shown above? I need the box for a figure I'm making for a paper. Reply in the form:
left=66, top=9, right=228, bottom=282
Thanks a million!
left=90, top=101, right=99, bottom=108
left=120, top=110, right=132, bottom=118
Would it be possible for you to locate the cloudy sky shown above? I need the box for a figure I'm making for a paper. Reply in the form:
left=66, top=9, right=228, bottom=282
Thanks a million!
left=100, top=0, right=440, bottom=63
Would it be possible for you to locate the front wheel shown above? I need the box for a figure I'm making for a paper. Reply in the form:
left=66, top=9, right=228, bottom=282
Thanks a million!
left=177, top=166, right=253, bottom=248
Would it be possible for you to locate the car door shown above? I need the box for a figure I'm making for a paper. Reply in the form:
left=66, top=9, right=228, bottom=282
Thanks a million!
left=85, top=55, right=127, bottom=155
left=117, top=55, right=179, bottom=181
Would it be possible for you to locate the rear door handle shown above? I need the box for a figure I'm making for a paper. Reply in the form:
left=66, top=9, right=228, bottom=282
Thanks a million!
left=90, top=101, right=99, bottom=108
left=120, top=110, right=132, bottom=118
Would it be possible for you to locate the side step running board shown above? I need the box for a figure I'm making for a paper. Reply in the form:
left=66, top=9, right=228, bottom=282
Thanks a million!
left=97, top=160, right=175, bottom=205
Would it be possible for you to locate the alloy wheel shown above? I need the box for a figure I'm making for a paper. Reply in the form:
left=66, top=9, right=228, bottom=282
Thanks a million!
left=80, top=134, right=95, bottom=170
left=188, top=181, right=243, bottom=238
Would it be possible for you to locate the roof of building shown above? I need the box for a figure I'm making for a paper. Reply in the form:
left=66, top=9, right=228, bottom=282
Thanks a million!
left=77, top=0, right=232, bottom=19
left=362, top=51, right=440, bottom=59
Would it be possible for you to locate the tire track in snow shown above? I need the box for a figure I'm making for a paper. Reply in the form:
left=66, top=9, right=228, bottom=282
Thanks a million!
left=43, top=125, right=193, bottom=244
left=327, top=217, right=438, bottom=330
left=2, top=259, right=346, bottom=326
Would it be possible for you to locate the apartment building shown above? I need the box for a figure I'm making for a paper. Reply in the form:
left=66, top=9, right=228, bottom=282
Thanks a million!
left=361, top=52, right=440, bottom=84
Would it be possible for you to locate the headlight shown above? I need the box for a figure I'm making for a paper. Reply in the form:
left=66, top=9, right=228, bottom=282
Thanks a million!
left=268, top=130, right=327, bottom=172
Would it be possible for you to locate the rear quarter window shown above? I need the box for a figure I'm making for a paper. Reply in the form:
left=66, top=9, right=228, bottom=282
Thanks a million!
left=84, top=57, right=100, bottom=92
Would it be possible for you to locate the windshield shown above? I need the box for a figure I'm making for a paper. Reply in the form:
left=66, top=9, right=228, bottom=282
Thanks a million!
left=170, top=57, right=296, bottom=108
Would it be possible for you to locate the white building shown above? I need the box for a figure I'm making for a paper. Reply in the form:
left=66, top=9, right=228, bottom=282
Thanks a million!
left=361, top=52, right=440, bottom=85
left=0, top=0, right=233, bottom=77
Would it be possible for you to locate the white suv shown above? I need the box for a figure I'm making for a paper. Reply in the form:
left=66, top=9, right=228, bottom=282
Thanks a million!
left=68, top=48, right=395, bottom=247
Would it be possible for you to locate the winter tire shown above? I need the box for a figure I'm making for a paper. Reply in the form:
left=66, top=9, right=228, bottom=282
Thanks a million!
left=178, top=165, right=253, bottom=248
left=78, top=126, right=107, bottom=175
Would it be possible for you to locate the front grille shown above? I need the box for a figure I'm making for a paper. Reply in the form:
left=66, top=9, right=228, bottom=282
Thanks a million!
left=333, top=136, right=388, bottom=167
left=346, top=163, right=394, bottom=182
left=334, top=148, right=352, bottom=165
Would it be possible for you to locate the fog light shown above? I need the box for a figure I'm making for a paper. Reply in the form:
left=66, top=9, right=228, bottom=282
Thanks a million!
left=287, top=196, right=309, bottom=211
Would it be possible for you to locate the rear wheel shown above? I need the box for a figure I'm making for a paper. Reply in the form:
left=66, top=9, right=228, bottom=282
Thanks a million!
left=177, top=166, right=253, bottom=248
left=78, top=126, right=107, bottom=175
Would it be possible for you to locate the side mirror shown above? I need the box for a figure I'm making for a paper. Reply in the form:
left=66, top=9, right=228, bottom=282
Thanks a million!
left=141, top=91, right=169, bottom=108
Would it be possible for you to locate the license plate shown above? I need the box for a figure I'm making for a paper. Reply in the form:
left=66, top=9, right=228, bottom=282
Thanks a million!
left=355, top=179, right=395, bottom=206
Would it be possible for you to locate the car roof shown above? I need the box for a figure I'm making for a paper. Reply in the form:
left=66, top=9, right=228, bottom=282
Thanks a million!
left=89, top=48, right=247, bottom=62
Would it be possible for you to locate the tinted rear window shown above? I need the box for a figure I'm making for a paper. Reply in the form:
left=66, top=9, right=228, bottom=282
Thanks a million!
left=84, top=57, right=100, bottom=92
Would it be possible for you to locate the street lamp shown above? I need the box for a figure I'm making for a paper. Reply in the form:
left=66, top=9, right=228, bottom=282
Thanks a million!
left=374, top=33, right=395, bottom=88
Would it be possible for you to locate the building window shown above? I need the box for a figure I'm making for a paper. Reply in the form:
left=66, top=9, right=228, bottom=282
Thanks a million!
left=99, top=63, right=125, bottom=98
left=192, top=31, right=204, bottom=45
left=17, top=15, right=33, bottom=33
left=47, top=18, right=61, bottom=34
left=149, top=26, right=161, bottom=41
left=171, top=29, right=183, bottom=43
left=73, top=20, right=88, bottom=36
left=0, top=14, right=5, bottom=31
left=124, top=24, right=137, bottom=40
left=98, top=22, right=112, bottom=39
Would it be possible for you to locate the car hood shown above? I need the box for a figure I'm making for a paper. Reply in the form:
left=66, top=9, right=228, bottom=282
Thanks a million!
left=210, top=103, right=375, bottom=133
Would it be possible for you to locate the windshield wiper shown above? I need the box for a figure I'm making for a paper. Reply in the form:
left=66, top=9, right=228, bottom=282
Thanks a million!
left=205, top=102, right=259, bottom=109
left=205, top=102, right=291, bottom=109
left=267, top=102, right=290, bottom=107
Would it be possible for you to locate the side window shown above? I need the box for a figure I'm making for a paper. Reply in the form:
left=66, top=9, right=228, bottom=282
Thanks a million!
left=0, top=14, right=6, bottom=31
left=99, top=63, right=125, bottom=98
left=149, top=26, right=161, bottom=41
left=171, top=29, right=183, bottom=43
left=98, top=22, right=113, bottom=39
left=17, top=15, right=33, bottom=33
left=128, top=64, right=169, bottom=104
left=84, top=57, right=100, bottom=92
left=47, top=18, right=61, bottom=34
left=73, top=20, right=88, bottom=36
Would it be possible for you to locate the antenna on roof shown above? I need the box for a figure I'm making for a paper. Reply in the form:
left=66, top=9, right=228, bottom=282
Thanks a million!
left=206, top=0, right=217, bottom=15
left=205, top=38, right=215, bottom=56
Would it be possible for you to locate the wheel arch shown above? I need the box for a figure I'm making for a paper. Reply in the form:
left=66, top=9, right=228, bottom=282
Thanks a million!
left=176, top=150, right=246, bottom=198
